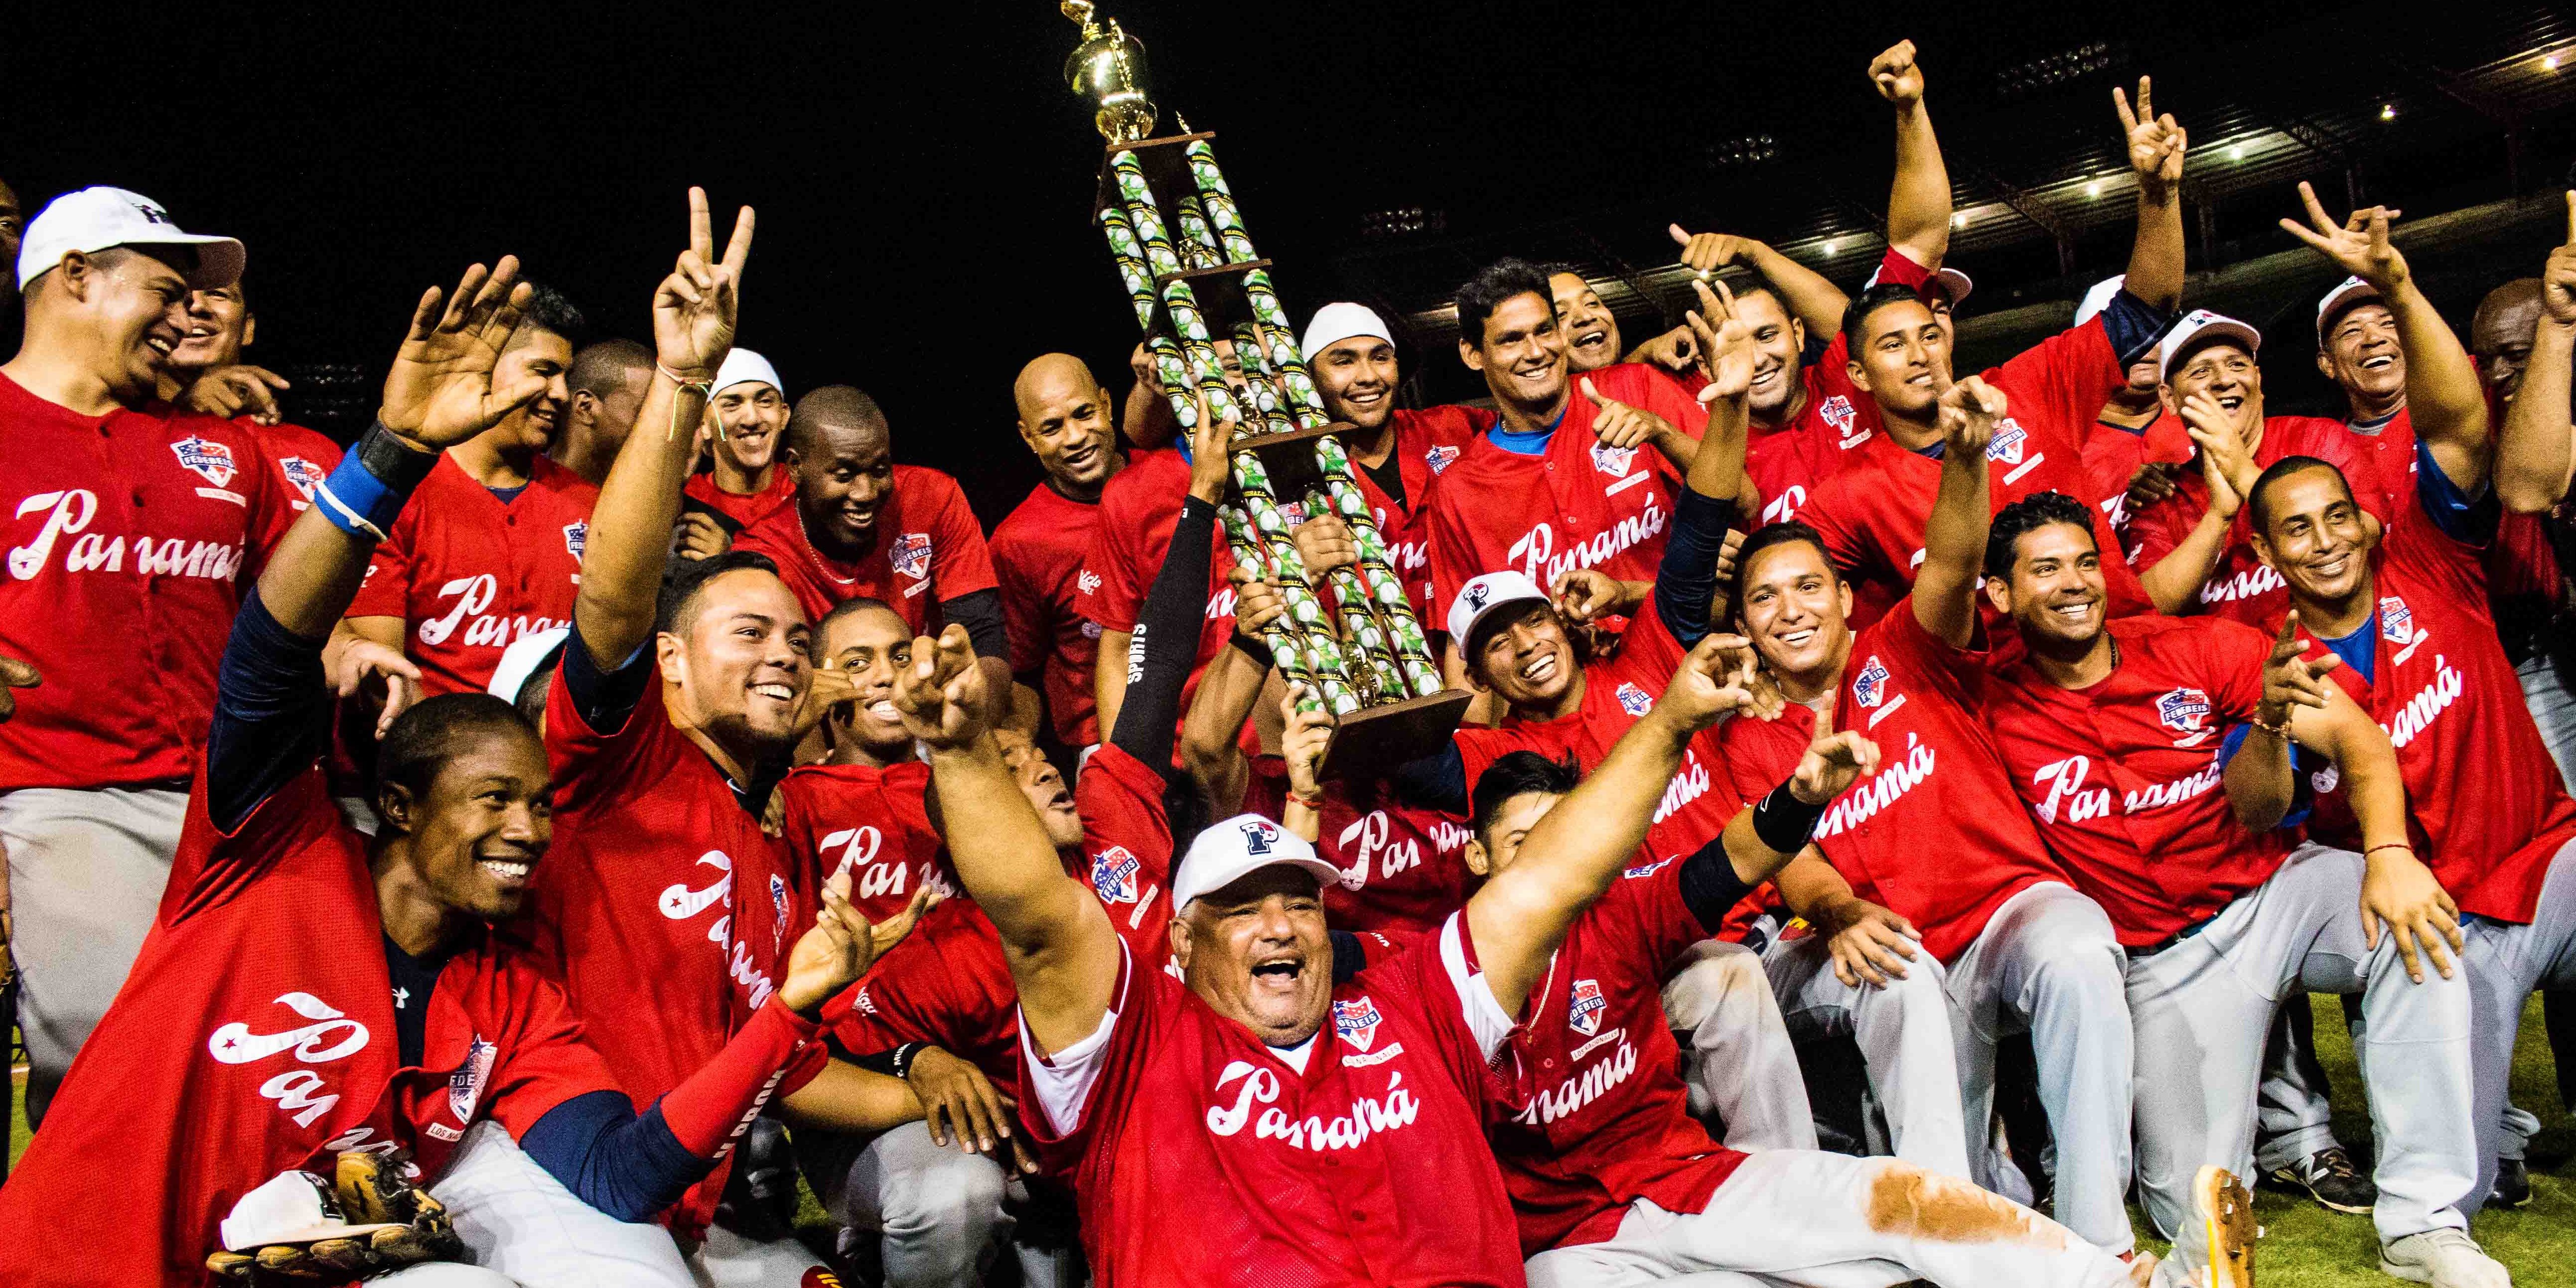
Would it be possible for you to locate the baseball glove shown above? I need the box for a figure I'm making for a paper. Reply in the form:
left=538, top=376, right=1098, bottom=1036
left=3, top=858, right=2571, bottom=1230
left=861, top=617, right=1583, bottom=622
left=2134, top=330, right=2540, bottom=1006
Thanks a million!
left=206, top=1149, right=465, bottom=1284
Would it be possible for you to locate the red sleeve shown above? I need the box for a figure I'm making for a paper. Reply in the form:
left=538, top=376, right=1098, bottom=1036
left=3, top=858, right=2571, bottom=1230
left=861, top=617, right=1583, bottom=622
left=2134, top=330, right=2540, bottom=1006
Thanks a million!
left=483, top=969, right=625, bottom=1138
left=344, top=505, right=415, bottom=621
left=1874, top=594, right=1989, bottom=693
left=1872, top=248, right=1933, bottom=289
left=1799, top=481, right=1873, bottom=580
left=992, top=533, right=1049, bottom=676
left=1077, top=744, right=1173, bottom=879
left=1592, top=852, right=1709, bottom=980
left=541, top=653, right=664, bottom=810
left=162, top=764, right=342, bottom=926
left=1715, top=710, right=1805, bottom=808
left=2190, top=619, right=2278, bottom=721
left=1992, top=323, right=2125, bottom=465
left=925, top=473, right=999, bottom=600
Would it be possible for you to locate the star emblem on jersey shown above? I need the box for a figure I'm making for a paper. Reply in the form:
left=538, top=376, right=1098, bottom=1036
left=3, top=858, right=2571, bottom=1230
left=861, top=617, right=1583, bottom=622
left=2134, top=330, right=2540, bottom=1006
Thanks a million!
left=1331, top=997, right=1383, bottom=1052
left=1820, top=395, right=1856, bottom=433
left=1239, top=819, right=1278, bottom=856
left=1589, top=442, right=1636, bottom=477
left=890, top=532, right=933, bottom=580
left=2155, top=687, right=2212, bottom=740
left=1566, top=979, right=1608, bottom=1037
left=1615, top=681, right=1652, bottom=716
left=1853, top=655, right=1891, bottom=709
left=1091, top=845, right=1142, bottom=904
left=1984, top=420, right=2028, bottom=465
left=1425, top=444, right=1460, bottom=474
left=279, top=455, right=324, bottom=501
left=2379, top=595, right=2415, bottom=646
left=170, top=434, right=239, bottom=488
left=562, top=520, right=588, bottom=561
left=448, top=1034, right=496, bottom=1124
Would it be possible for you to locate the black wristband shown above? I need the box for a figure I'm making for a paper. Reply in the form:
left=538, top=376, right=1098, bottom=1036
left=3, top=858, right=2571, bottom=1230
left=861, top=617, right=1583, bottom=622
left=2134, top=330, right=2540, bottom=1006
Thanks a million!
left=887, top=1040, right=928, bottom=1081
left=356, top=422, right=439, bottom=491
left=1752, top=779, right=1831, bottom=854
left=1230, top=629, right=1276, bottom=671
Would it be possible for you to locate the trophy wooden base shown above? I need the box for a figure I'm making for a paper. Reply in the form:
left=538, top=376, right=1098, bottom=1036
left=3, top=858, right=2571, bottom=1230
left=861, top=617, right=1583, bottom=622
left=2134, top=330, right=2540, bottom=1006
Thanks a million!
left=1223, top=420, right=1365, bottom=504
left=1319, top=689, right=1474, bottom=783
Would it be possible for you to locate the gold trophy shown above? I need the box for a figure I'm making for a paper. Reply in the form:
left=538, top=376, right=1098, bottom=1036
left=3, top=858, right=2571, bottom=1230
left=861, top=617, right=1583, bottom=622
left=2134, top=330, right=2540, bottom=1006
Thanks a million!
left=1061, top=2, right=1470, bottom=780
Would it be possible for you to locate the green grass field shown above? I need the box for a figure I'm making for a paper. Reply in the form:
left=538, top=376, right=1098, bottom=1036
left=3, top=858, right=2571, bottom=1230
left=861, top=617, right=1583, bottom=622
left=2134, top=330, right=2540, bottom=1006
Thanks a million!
left=14, top=995, right=2573, bottom=1284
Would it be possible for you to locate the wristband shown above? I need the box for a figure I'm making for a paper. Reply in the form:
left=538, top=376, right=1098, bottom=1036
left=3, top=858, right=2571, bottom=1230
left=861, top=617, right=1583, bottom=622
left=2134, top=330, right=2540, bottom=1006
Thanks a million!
left=1229, top=629, right=1276, bottom=672
left=313, top=422, right=436, bottom=543
left=1752, top=779, right=1831, bottom=855
left=2249, top=714, right=2292, bottom=741
left=887, top=1040, right=928, bottom=1081
left=659, top=364, right=716, bottom=441
left=2365, top=843, right=2415, bottom=859
left=1286, top=787, right=1324, bottom=810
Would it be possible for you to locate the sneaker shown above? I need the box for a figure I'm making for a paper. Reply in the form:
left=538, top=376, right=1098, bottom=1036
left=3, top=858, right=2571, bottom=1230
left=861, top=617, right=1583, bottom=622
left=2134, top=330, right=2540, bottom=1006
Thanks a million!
left=2488, top=1156, right=2531, bottom=1210
left=2265, top=1145, right=2376, bottom=1214
left=2198, top=1166, right=2258, bottom=1288
left=2379, top=1228, right=2509, bottom=1288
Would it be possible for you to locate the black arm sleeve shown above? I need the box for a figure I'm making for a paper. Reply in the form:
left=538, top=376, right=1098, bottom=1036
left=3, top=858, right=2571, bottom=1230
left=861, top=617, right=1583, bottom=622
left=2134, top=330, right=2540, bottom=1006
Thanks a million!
left=1677, top=833, right=1761, bottom=934
left=1108, top=494, right=1217, bottom=770
left=1329, top=929, right=1371, bottom=984
left=1387, top=742, right=1469, bottom=814
left=940, top=587, right=1008, bottom=662
left=560, top=627, right=653, bottom=738
left=206, top=589, right=334, bottom=833
left=2099, top=290, right=2177, bottom=369
left=1652, top=490, right=1739, bottom=649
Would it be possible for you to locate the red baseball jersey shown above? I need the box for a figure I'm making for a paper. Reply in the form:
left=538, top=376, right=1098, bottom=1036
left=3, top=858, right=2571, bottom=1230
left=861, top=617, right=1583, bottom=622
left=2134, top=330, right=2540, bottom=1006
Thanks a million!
left=2124, top=415, right=2391, bottom=622
left=2278, top=499, right=2576, bottom=924
left=1489, top=857, right=1749, bottom=1254
left=1716, top=602, right=2069, bottom=962
left=1741, top=247, right=1932, bottom=526
left=0, top=766, right=612, bottom=1288
left=1340, top=407, right=1492, bottom=623
left=1076, top=447, right=1240, bottom=718
left=0, top=375, right=295, bottom=791
left=734, top=464, right=998, bottom=636
left=1453, top=605, right=1742, bottom=866
left=344, top=454, right=596, bottom=696
left=776, top=759, right=956, bottom=927
left=1977, top=614, right=2288, bottom=946
left=1068, top=742, right=1180, bottom=962
left=1243, top=756, right=1479, bottom=936
left=1426, top=363, right=1708, bottom=629
left=1803, top=321, right=2149, bottom=633
left=993, top=480, right=1108, bottom=747
left=247, top=420, right=342, bottom=551
left=526, top=665, right=806, bottom=1236
left=685, top=466, right=798, bottom=530
left=1019, top=917, right=1525, bottom=1287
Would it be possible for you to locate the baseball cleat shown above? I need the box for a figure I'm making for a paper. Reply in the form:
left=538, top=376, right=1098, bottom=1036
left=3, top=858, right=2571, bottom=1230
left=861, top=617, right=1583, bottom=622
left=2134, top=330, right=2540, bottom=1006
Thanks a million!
left=2487, top=1156, right=2531, bottom=1210
left=2263, top=1145, right=2374, bottom=1214
left=2197, top=1165, right=2257, bottom=1288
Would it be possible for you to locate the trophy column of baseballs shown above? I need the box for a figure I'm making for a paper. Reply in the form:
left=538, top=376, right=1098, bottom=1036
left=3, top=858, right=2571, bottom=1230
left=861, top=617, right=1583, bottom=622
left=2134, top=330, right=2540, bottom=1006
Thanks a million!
left=1064, top=0, right=1470, bottom=777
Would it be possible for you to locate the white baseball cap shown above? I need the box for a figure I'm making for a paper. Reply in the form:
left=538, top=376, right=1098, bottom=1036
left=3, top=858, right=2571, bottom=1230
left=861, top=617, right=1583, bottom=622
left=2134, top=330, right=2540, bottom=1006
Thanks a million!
left=2314, top=275, right=2383, bottom=345
left=714, top=347, right=783, bottom=398
left=16, top=186, right=245, bottom=291
left=219, top=1169, right=401, bottom=1252
left=1445, top=570, right=1550, bottom=650
left=1170, top=813, right=1343, bottom=908
left=487, top=626, right=571, bottom=705
left=2074, top=275, right=2126, bottom=327
left=2157, top=309, right=2263, bottom=385
left=1299, top=302, right=1395, bottom=363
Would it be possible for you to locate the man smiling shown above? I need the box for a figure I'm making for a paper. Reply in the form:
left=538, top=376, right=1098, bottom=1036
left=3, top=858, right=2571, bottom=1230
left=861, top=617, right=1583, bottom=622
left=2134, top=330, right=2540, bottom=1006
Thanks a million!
left=995, top=353, right=1128, bottom=754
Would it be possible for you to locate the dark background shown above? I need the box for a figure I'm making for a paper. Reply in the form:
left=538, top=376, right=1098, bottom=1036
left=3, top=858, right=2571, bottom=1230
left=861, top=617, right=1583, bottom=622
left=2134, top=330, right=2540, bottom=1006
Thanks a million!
left=9, top=1, right=2574, bottom=527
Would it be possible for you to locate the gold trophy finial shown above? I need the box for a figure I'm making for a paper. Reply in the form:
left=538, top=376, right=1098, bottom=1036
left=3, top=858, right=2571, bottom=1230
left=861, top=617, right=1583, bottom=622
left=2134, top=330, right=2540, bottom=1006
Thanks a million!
left=1062, top=3, right=1156, bottom=143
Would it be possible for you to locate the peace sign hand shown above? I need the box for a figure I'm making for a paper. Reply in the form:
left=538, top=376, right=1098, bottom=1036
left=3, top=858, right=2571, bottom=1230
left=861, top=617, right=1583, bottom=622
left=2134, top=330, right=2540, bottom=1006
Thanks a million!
left=653, top=187, right=756, bottom=381
left=2280, top=181, right=2408, bottom=292
left=378, top=258, right=547, bottom=449
left=2113, top=76, right=2186, bottom=199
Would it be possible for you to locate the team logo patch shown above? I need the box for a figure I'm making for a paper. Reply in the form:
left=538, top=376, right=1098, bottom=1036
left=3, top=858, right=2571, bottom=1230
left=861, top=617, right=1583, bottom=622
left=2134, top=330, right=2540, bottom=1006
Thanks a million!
left=1853, top=655, right=1891, bottom=709
left=890, top=532, right=933, bottom=580
left=563, top=520, right=588, bottom=561
left=1984, top=419, right=2028, bottom=465
left=2379, top=596, right=2414, bottom=646
left=449, top=1035, right=496, bottom=1123
left=2155, top=687, right=2212, bottom=735
left=769, top=874, right=791, bottom=948
left=1567, top=979, right=1608, bottom=1037
left=1425, top=444, right=1460, bottom=474
left=1239, top=819, right=1278, bottom=856
left=279, top=455, right=324, bottom=501
left=170, top=435, right=239, bottom=487
left=1589, top=442, right=1636, bottom=477
left=1615, top=681, right=1652, bottom=716
left=1091, top=845, right=1141, bottom=904
left=1819, top=395, right=1856, bottom=433
left=1332, top=997, right=1383, bottom=1052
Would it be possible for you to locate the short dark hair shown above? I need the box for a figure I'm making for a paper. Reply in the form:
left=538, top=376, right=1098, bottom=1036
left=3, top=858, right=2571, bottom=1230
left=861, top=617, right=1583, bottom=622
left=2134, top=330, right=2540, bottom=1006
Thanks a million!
left=1454, top=257, right=1555, bottom=349
left=375, top=693, right=539, bottom=826
left=1840, top=281, right=1930, bottom=356
left=657, top=549, right=785, bottom=635
left=818, top=594, right=903, bottom=638
left=1471, top=751, right=1581, bottom=845
left=1730, top=521, right=1837, bottom=616
left=2245, top=455, right=2353, bottom=532
left=787, top=385, right=891, bottom=460
left=509, top=282, right=589, bottom=350
left=568, top=337, right=652, bottom=397
left=1983, top=491, right=2099, bottom=581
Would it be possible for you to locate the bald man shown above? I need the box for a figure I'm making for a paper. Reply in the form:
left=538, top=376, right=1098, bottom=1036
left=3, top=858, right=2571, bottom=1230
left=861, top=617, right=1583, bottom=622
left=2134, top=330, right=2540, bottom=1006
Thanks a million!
left=734, top=385, right=1015, bottom=723
left=995, top=354, right=1129, bottom=755
left=554, top=337, right=654, bottom=486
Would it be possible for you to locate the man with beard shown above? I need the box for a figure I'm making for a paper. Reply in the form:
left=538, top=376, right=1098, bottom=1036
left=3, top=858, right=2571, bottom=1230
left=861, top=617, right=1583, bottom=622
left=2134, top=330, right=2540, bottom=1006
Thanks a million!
left=681, top=346, right=797, bottom=534
left=1974, top=483, right=2495, bottom=1287
left=0, top=187, right=303, bottom=1127
left=734, top=384, right=1011, bottom=726
left=332, top=285, right=595, bottom=697
left=996, top=353, right=1129, bottom=757
left=553, top=337, right=654, bottom=487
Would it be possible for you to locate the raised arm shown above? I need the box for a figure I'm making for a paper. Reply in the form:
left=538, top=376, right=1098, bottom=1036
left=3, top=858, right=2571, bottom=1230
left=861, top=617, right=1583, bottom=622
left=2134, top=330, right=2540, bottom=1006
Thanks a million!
left=2498, top=194, right=2576, bottom=513
left=1872, top=40, right=1953, bottom=270
left=1114, top=393, right=1237, bottom=779
left=2281, top=182, right=2490, bottom=491
left=1671, top=227, right=1849, bottom=342
left=571, top=190, right=754, bottom=671
left=1914, top=375, right=2005, bottom=644
left=902, top=626, right=1122, bottom=1054
left=1466, top=634, right=1755, bottom=1015
left=2113, top=78, right=2187, bottom=313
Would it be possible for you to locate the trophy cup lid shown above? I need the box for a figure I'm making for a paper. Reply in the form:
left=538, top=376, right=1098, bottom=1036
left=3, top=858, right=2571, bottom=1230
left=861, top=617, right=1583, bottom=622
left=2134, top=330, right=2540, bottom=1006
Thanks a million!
left=1061, top=1, right=1156, bottom=143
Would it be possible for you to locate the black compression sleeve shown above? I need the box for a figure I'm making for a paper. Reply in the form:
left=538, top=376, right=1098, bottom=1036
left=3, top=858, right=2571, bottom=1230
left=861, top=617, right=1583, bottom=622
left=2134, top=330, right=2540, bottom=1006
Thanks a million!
left=1109, top=495, right=1216, bottom=769
left=207, top=588, right=332, bottom=833
left=1751, top=780, right=1830, bottom=856
left=1654, top=490, right=1739, bottom=649
left=940, top=588, right=1009, bottom=662
left=1329, top=929, right=1371, bottom=984
left=560, top=628, right=652, bottom=738
left=1677, top=835, right=1760, bottom=934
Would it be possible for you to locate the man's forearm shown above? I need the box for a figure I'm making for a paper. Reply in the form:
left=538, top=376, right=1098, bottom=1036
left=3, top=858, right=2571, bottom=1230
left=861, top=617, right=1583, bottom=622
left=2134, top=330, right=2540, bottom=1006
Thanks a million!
left=1091, top=629, right=1131, bottom=745
left=575, top=372, right=706, bottom=668
left=2498, top=319, right=2576, bottom=513
left=1886, top=101, right=1953, bottom=267
left=1745, top=242, right=1852, bottom=338
left=1772, top=850, right=1857, bottom=924
left=2125, top=186, right=2186, bottom=312
left=777, top=1059, right=925, bottom=1134
left=2391, top=280, right=2494, bottom=486
left=1916, top=453, right=1992, bottom=632
left=2140, top=508, right=2236, bottom=616
left=2221, top=725, right=2296, bottom=832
